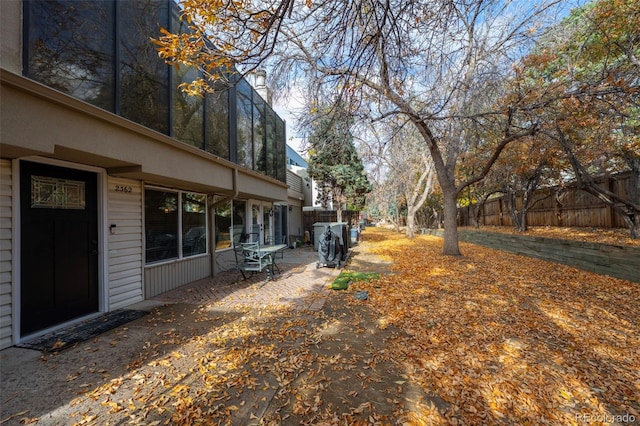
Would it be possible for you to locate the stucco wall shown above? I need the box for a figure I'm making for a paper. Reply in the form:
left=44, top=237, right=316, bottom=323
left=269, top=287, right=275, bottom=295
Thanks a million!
left=0, top=1, right=22, bottom=74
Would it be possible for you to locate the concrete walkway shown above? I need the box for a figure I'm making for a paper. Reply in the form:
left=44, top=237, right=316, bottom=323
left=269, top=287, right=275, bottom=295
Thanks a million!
left=0, top=246, right=346, bottom=426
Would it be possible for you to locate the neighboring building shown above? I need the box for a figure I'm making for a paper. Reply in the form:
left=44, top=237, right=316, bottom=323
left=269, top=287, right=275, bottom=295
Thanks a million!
left=285, top=145, right=315, bottom=243
left=287, top=145, right=327, bottom=209
left=287, top=145, right=308, bottom=169
left=0, top=0, right=290, bottom=349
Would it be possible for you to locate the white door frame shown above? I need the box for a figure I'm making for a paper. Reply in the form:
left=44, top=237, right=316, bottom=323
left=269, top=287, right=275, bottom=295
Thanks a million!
left=248, top=200, right=273, bottom=244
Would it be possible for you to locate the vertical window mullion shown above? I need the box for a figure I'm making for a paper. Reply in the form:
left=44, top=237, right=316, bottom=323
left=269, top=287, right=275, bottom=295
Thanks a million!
left=250, top=89, right=255, bottom=170
left=22, top=1, right=30, bottom=77
left=178, top=191, right=183, bottom=259
left=168, top=3, right=174, bottom=138
left=114, top=0, right=121, bottom=115
left=229, top=84, right=238, bottom=163
left=203, top=92, right=208, bottom=152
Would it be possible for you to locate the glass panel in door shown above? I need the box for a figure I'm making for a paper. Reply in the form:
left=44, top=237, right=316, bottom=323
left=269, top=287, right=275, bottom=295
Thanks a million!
left=251, top=203, right=261, bottom=242
left=263, top=206, right=273, bottom=244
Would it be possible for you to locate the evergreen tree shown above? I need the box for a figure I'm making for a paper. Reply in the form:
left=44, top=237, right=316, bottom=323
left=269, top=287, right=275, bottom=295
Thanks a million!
left=307, top=107, right=371, bottom=222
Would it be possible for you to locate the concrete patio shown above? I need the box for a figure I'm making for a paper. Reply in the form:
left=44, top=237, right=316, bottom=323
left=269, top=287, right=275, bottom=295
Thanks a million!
left=146, top=246, right=340, bottom=311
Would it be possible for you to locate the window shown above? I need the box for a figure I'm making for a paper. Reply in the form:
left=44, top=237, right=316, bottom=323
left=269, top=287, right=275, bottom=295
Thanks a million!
left=145, top=189, right=178, bottom=263
left=214, top=200, right=246, bottom=251
left=119, top=0, right=170, bottom=134
left=273, top=204, right=286, bottom=245
left=182, top=193, right=207, bottom=256
left=172, top=64, right=204, bottom=148
left=214, top=201, right=232, bottom=250
left=232, top=200, right=247, bottom=244
left=265, top=106, right=277, bottom=179
left=24, top=0, right=287, bottom=182
left=276, top=116, right=287, bottom=182
left=31, top=176, right=86, bottom=210
left=236, top=80, right=254, bottom=169
left=145, top=188, right=207, bottom=264
left=205, top=89, right=230, bottom=159
left=26, top=1, right=115, bottom=111
left=253, top=97, right=266, bottom=174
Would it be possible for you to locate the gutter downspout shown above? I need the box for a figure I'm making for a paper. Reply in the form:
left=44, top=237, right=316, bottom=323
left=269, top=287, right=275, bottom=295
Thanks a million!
left=209, top=167, right=240, bottom=276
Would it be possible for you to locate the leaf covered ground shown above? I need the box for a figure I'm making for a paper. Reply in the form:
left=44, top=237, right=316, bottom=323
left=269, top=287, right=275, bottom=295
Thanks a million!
left=350, top=227, right=640, bottom=425
left=2, top=227, right=638, bottom=425
left=465, top=225, right=640, bottom=247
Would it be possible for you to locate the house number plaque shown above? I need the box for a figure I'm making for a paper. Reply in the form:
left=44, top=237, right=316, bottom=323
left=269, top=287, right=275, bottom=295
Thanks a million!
left=114, top=185, right=133, bottom=193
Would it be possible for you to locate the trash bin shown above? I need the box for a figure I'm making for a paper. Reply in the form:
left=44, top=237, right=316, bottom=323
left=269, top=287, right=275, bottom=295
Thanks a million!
left=350, top=227, right=358, bottom=244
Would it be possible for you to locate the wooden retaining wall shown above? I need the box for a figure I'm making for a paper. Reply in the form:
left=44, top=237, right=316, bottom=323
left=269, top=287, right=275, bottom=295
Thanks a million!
left=422, top=229, right=640, bottom=283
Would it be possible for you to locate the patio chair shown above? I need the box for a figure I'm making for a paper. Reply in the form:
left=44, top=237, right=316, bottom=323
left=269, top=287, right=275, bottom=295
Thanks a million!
left=234, top=241, right=269, bottom=280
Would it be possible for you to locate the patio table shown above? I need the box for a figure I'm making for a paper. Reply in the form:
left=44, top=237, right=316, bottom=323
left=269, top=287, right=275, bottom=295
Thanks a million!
left=258, top=244, right=288, bottom=282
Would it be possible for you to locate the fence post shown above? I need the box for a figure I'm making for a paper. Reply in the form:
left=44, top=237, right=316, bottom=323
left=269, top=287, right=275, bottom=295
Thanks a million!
left=607, top=177, right=615, bottom=228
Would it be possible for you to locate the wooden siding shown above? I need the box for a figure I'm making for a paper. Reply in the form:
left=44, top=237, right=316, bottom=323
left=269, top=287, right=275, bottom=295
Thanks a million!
left=107, top=177, right=144, bottom=310
left=287, top=169, right=303, bottom=193
left=422, top=229, right=640, bottom=283
left=144, top=255, right=211, bottom=298
left=0, top=160, right=13, bottom=349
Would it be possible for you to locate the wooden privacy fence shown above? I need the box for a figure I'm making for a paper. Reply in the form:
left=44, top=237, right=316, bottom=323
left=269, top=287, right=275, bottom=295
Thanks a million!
left=458, top=171, right=634, bottom=229
left=303, top=210, right=359, bottom=229
left=302, top=210, right=359, bottom=236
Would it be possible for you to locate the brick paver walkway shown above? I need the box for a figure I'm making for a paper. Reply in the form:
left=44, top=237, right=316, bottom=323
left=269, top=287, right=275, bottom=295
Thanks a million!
left=150, top=248, right=341, bottom=311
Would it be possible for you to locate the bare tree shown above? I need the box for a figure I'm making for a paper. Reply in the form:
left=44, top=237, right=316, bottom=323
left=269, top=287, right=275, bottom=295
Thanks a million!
left=157, top=0, right=565, bottom=255
left=379, top=121, right=436, bottom=238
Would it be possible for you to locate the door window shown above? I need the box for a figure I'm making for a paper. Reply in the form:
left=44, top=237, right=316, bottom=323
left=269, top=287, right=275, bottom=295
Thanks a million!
left=31, top=176, right=86, bottom=209
left=263, top=206, right=272, bottom=244
left=251, top=203, right=261, bottom=241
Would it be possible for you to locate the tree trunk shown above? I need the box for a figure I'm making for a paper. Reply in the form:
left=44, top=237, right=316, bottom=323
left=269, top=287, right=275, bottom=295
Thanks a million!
left=504, top=189, right=523, bottom=231
left=629, top=157, right=640, bottom=239
left=406, top=208, right=416, bottom=238
left=390, top=211, right=401, bottom=232
left=472, top=204, right=481, bottom=228
left=518, top=209, right=528, bottom=232
left=630, top=215, right=640, bottom=239
left=442, top=189, right=461, bottom=255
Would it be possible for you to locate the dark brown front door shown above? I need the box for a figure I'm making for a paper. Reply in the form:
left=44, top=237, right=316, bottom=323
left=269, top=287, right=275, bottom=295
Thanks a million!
left=20, top=161, right=99, bottom=336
